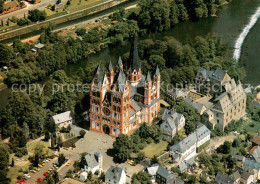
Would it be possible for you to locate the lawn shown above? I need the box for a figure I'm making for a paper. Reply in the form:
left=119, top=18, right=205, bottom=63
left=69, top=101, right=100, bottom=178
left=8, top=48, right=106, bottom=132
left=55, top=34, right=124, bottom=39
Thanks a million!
left=141, top=141, right=168, bottom=158
left=45, top=0, right=109, bottom=17
left=238, top=119, right=260, bottom=134
left=8, top=164, right=30, bottom=184
left=66, top=0, right=109, bottom=12
left=27, top=139, right=49, bottom=153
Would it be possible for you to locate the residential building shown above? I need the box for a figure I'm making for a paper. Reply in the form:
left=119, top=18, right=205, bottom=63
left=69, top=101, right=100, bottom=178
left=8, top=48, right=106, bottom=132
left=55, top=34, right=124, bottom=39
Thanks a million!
left=79, top=172, right=88, bottom=182
left=145, top=164, right=159, bottom=183
left=177, top=157, right=196, bottom=173
left=160, top=109, right=185, bottom=140
left=170, top=125, right=210, bottom=163
left=251, top=146, right=260, bottom=162
left=156, top=165, right=176, bottom=184
left=193, top=68, right=247, bottom=130
left=166, top=88, right=187, bottom=103
left=145, top=164, right=184, bottom=184
left=52, top=111, right=73, bottom=128
left=89, top=37, right=160, bottom=137
left=105, top=165, right=126, bottom=184
left=215, top=172, right=236, bottom=184
left=81, top=151, right=102, bottom=174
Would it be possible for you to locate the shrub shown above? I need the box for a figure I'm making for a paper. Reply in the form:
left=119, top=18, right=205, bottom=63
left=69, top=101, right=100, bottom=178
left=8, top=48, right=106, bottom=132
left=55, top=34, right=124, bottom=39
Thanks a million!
left=79, top=130, right=86, bottom=138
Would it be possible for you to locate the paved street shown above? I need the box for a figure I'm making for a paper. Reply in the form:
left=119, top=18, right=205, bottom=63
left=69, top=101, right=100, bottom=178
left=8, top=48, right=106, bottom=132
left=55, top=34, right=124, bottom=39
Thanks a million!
left=0, top=0, right=66, bottom=22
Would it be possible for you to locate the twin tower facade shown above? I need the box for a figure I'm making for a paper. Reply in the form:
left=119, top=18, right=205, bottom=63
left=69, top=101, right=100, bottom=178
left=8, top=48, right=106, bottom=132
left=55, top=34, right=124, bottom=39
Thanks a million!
left=89, top=37, right=161, bottom=137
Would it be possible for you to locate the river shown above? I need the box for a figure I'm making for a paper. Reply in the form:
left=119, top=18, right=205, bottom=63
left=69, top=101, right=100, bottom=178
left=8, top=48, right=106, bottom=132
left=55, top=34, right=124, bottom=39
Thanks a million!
left=0, top=0, right=259, bottom=109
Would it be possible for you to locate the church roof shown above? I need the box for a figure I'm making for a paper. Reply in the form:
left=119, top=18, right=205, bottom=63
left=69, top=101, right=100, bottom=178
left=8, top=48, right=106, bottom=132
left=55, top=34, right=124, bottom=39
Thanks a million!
left=155, top=65, right=160, bottom=77
left=118, top=56, right=123, bottom=66
left=129, top=35, right=141, bottom=71
left=109, top=61, right=113, bottom=72
left=94, top=64, right=105, bottom=85
left=146, top=72, right=151, bottom=82
left=114, top=70, right=126, bottom=92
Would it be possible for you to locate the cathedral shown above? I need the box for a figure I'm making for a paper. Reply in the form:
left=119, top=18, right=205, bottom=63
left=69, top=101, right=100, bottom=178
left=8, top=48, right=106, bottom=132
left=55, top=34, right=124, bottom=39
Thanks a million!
left=89, top=37, right=161, bottom=137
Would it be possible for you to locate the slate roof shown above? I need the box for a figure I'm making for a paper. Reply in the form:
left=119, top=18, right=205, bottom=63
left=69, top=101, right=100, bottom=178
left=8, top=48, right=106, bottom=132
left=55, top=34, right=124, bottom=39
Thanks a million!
left=211, top=68, right=227, bottom=82
left=185, top=97, right=206, bottom=114
left=196, top=124, right=211, bottom=142
left=170, top=125, right=210, bottom=154
left=155, top=65, right=160, bottom=77
left=196, top=67, right=213, bottom=80
left=170, top=132, right=197, bottom=154
left=84, top=151, right=102, bottom=169
left=157, top=165, right=176, bottom=181
left=178, top=157, right=195, bottom=172
left=252, top=146, right=260, bottom=162
left=93, top=64, right=105, bottom=85
left=117, top=56, right=123, bottom=66
left=161, top=109, right=184, bottom=131
left=105, top=165, right=125, bottom=183
left=243, top=158, right=260, bottom=171
left=129, top=35, right=141, bottom=71
left=146, top=164, right=159, bottom=176
left=146, top=72, right=151, bottom=82
left=167, top=88, right=187, bottom=99
left=52, top=111, right=72, bottom=124
left=231, top=170, right=241, bottom=180
left=131, top=100, right=141, bottom=112
left=114, top=70, right=126, bottom=92
left=215, top=171, right=236, bottom=184
left=109, top=61, right=113, bottom=72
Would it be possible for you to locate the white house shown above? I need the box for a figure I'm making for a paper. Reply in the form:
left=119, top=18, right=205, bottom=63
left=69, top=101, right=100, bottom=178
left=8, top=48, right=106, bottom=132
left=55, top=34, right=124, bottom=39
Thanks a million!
left=81, top=151, right=102, bottom=174
left=105, top=165, right=126, bottom=184
left=52, top=111, right=73, bottom=128
left=196, top=124, right=211, bottom=147
left=170, top=125, right=210, bottom=163
left=145, top=164, right=159, bottom=183
left=80, top=171, right=88, bottom=181
left=160, top=109, right=185, bottom=140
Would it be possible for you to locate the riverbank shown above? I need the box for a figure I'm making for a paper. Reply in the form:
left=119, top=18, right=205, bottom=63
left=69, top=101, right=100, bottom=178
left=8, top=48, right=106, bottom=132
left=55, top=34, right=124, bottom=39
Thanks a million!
left=0, top=0, right=132, bottom=42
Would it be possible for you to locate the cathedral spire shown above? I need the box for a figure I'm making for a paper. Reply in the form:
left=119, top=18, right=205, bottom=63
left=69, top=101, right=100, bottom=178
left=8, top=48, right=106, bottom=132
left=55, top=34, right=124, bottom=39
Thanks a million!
left=109, top=61, right=113, bottom=72
left=117, top=56, right=123, bottom=70
left=155, top=65, right=160, bottom=77
left=129, top=35, right=141, bottom=71
left=146, top=72, right=151, bottom=82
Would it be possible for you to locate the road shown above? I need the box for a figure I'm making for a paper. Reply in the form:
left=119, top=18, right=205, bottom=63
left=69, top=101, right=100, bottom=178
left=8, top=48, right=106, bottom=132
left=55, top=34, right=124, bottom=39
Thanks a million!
left=0, top=0, right=66, bottom=22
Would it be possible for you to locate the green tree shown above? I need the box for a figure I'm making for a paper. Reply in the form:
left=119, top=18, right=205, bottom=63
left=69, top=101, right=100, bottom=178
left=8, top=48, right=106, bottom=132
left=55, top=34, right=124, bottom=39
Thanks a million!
left=87, top=171, right=93, bottom=180
left=113, top=134, right=133, bottom=163
left=79, top=130, right=86, bottom=138
left=138, top=0, right=171, bottom=32
left=28, top=10, right=46, bottom=22
left=137, top=152, right=145, bottom=162
left=0, top=43, right=15, bottom=66
left=131, top=171, right=152, bottom=184
left=58, top=154, right=66, bottom=166
left=0, top=0, right=4, bottom=13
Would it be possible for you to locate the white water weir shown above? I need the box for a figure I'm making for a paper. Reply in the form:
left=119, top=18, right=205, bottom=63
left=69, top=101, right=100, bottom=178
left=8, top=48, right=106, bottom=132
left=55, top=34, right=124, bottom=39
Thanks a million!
left=233, top=6, right=260, bottom=61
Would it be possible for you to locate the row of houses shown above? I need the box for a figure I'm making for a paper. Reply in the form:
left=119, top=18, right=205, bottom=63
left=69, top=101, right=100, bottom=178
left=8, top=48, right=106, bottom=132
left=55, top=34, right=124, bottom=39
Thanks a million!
left=169, top=124, right=211, bottom=164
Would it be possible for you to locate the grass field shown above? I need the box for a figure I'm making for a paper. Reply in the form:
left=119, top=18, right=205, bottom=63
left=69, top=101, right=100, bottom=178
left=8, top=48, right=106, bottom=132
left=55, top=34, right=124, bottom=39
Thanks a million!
left=45, top=0, right=109, bottom=16
left=238, top=119, right=260, bottom=134
left=7, top=164, right=30, bottom=184
left=141, top=141, right=168, bottom=158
